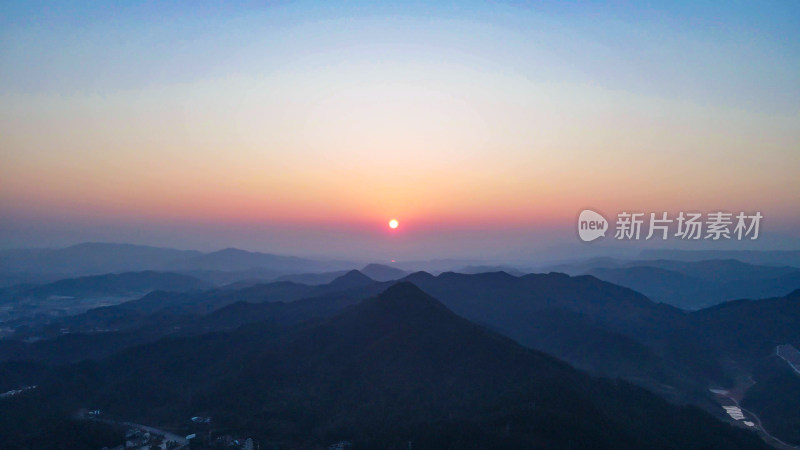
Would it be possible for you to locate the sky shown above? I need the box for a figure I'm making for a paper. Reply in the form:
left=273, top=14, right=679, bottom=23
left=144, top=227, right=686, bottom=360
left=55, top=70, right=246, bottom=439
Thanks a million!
left=1, top=1, right=799, bottom=261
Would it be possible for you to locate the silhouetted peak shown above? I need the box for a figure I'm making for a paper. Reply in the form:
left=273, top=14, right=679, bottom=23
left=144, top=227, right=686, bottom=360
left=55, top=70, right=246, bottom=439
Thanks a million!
left=371, top=282, right=451, bottom=315
left=477, top=271, right=518, bottom=279
left=401, top=271, right=435, bottom=283
left=380, top=281, right=426, bottom=297
left=360, top=263, right=407, bottom=281
left=328, top=270, right=374, bottom=288
left=787, top=288, right=800, bottom=300
left=325, top=282, right=460, bottom=340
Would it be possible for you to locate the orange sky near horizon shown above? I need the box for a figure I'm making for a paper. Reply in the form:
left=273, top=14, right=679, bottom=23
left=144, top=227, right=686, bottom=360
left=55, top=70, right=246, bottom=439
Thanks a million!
left=3, top=75, right=796, bottom=230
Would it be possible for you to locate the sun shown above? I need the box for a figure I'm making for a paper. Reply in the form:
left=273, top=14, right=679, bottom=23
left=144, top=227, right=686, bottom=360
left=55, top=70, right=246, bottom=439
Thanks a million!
left=388, top=219, right=399, bottom=229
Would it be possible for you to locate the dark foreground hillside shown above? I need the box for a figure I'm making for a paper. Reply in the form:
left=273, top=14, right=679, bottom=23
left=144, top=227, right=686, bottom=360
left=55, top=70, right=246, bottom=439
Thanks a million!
left=0, top=283, right=766, bottom=449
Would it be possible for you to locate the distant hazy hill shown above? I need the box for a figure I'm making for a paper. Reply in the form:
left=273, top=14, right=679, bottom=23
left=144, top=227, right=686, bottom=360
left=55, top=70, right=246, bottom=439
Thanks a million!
left=360, top=263, right=407, bottom=281
left=586, top=259, right=800, bottom=309
left=639, top=249, right=800, bottom=267
left=4, top=284, right=766, bottom=449
left=7, top=271, right=382, bottom=346
left=636, top=259, right=798, bottom=281
left=456, top=265, right=527, bottom=276
left=0, top=243, right=358, bottom=282
left=390, top=258, right=485, bottom=273
left=161, top=247, right=352, bottom=273
left=544, top=257, right=626, bottom=275
left=273, top=270, right=347, bottom=285
left=274, top=264, right=406, bottom=285
left=176, top=268, right=287, bottom=286
left=0, top=271, right=211, bottom=303
left=0, top=243, right=201, bottom=277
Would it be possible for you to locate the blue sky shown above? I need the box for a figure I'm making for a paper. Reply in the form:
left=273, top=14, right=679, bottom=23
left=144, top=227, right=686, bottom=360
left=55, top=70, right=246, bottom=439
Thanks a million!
left=3, top=1, right=798, bottom=112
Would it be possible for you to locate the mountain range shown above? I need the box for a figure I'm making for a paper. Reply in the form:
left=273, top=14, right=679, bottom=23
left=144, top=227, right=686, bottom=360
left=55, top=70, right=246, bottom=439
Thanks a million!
left=0, top=243, right=358, bottom=286
left=0, top=271, right=211, bottom=304
left=0, top=283, right=767, bottom=449
left=550, top=258, right=800, bottom=309
left=1, top=246, right=800, bottom=447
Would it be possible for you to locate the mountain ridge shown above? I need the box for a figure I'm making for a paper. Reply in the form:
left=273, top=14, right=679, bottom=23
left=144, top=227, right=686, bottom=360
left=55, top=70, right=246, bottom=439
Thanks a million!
left=5, top=282, right=766, bottom=449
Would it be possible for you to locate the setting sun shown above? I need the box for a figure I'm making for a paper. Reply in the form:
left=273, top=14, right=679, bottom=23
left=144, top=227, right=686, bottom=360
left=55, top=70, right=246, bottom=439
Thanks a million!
left=389, top=219, right=399, bottom=229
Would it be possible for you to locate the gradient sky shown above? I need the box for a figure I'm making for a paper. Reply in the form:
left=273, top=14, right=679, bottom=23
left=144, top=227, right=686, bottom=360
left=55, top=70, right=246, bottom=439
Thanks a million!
left=1, top=1, right=799, bottom=260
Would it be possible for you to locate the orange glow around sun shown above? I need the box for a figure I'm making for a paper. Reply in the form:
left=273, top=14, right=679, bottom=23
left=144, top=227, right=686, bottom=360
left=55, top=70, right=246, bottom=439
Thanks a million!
left=389, top=219, right=399, bottom=229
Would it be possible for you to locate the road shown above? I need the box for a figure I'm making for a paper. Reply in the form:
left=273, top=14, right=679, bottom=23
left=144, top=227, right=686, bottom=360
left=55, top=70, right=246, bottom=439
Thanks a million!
left=89, top=417, right=188, bottom=449
left=714, top=389, right=798, bottom=450
left=776, top=344, right=800, bottom=375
